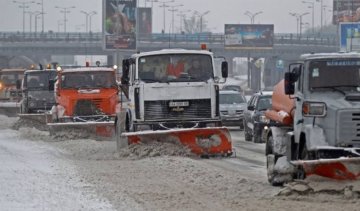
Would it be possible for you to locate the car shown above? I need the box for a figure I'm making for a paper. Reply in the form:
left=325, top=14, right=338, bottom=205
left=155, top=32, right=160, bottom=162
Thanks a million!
left=243, top=91, right=273, bottom=143
left=222, top=84, right=243, bottom=92
left=219, top=90, right=247, bottom=129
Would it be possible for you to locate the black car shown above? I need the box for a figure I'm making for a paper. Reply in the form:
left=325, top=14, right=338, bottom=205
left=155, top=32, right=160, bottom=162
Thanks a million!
left=243, top=91, right=273, bottom=143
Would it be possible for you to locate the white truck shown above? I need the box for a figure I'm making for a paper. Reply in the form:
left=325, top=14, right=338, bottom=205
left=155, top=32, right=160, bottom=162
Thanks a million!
left=264, top=52, right=360, bottom=185
left=116, top=49, right=233, bottom=156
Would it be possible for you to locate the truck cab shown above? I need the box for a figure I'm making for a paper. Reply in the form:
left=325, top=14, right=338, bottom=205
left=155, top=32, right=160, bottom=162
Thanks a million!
left=265, top=52, right=360, bottom=185
left=52, top=67, right=120, bottom=122
left=20, top=69, right=57, bottom=113
left=0, top=69, right=25, bottom=102
left=120, top=49, right=228, bottom=132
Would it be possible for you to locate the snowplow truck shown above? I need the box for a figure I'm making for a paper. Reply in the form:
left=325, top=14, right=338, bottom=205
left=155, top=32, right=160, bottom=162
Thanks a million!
left=264, top=52, right=360, bottom=186
left=0, top=68, right=25, bottom=116
left=18, top=68, right=57, bottom=124
left=116, top=49, right=233, bottom=156
left=48, top=66, right=120, bottom=138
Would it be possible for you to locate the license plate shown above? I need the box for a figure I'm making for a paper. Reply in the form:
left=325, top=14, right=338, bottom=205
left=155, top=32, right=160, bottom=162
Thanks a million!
left=169, top=101, right=189, bottom=107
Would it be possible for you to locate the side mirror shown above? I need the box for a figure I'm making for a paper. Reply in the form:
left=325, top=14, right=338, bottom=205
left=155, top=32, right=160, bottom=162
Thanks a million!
left=221, top=61, right=228, bottom=78
left=284, top=72, right=295, bottom=95
left=247, top=105, right=255, bottom=111
left=16, top=79, right=21, bottom=90
left=49, top=79, right=55, bottom=91
left=121, top=59, right=130, bottom=85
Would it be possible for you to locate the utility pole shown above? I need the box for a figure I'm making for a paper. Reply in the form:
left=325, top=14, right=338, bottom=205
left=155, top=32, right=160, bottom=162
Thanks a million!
left=158, top=0, right=174, bottom=33
left=302, top=1, right=315, bottom=34
left=13, top=0, right=35, bottom=34
left=55, top=6, right=75, bottom=33
left=168, top=4, right=183, bottom=34
left=194, top=10, right=210, bottom=33
left=244, top=10, right=263, bottom=24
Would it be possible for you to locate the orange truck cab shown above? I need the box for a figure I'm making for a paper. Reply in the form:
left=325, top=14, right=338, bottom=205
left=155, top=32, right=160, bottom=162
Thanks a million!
left=51, top=67, right=120, bottom=123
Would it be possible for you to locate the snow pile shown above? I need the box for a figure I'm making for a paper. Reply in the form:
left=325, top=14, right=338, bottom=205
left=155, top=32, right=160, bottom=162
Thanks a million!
left=278, top=177, right=360, bottom=199
left=11, top=117, right=49, bottom=131
left=51, top=129, right=92, bottom=141
left=18, top=127, right=50, bottom=141
left=0, top=114, right=18, bottom=129
left=118, top=140, right=194, bottom=159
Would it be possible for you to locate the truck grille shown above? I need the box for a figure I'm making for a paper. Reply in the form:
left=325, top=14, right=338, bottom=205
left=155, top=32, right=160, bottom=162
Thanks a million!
left=144, top=99, right=211, bottom=120
left=337, top=111, right=360, bottom=142
left=73, top=99, right=104, bottom=116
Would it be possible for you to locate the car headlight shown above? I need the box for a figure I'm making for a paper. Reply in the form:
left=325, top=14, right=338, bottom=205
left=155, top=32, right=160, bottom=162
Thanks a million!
left=259, top=115, right=270, bottom=123
left=302, top=102, right=326, bottom=117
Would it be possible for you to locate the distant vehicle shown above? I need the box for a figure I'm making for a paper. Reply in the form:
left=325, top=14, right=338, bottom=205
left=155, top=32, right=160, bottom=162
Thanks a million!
left=243, top=91, right=273, bottom=143
left=0, top=68, right=25, bottom=116
left=222, top=84, right=243, bottom=92
left=219, top=90, right=247, bottom=129
left=20, top=69, right=57, bottom=114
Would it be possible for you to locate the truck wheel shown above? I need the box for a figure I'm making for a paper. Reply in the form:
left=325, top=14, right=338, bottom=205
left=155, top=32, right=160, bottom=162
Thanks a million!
left=266, top=135, right=283, bottom=186
left=116, top=114, right=128, bottom=151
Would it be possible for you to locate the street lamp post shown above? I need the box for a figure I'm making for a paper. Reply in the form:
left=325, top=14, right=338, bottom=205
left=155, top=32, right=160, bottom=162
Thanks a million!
left=25, top=11, right=35, bottom=33
left=168, top=4, right=183, bottom=34
left=316, top=0, right=323, bottom=32
left=57, top=20, right=63, bottom=33
left=194, top=10, right=210, bottom=33
left=244, top=11, right=263, bottom=24
left=35, top=0, right=44, bottom=33
left=302, top=1, right=315, bottom=34
left=55, top=6, right=75, bottom=33
left=177, top=9, right=191, bottom=33
left=89, top=12, right=97, bottom=33
left=34, top=12, right=42, bottom=35
left=158, top=0, right=174, bottom=33
left=13, top=0, right=35, bottom=34
left=298, top=12, right=310, bottom=38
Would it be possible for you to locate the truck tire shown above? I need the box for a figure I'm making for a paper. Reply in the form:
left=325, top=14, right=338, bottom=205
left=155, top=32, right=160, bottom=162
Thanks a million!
left=116, top=113, right=128, bottom=151
left=266, top=135, right=284, bottom=186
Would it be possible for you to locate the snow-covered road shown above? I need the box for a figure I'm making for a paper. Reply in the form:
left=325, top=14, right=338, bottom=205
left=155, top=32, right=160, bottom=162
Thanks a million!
left=0, top=128, right=115, bottom=211
left=1, top=115, right=360, bottom=211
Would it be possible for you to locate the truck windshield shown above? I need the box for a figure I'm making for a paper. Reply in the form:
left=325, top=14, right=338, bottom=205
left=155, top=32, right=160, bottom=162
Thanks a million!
left=25, top=71, right=57, bottom=90
left=138, top=54, right=213, bottom=83
left=309, top=59, right=360, bottom=91
left=0, top=72, right=24, bottom=86
left=61, top=72, right=117, bottom=89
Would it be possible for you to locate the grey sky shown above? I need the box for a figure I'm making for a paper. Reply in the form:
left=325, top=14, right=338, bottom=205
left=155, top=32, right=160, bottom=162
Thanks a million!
left=0, top=0, right=333, bottom=33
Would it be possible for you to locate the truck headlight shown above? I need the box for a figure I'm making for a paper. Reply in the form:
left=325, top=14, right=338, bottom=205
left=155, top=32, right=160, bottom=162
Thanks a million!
left=302, top=102, right=326, bottom=117
left=260, top=115, right=270, bottom=123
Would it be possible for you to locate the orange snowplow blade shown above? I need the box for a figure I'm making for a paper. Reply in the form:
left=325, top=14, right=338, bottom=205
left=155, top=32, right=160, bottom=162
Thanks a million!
left=47, top=121, right=115, bottom=137
left=123, top=127, right=232, bottom=156
left=292, top=158, right=360, bottom=180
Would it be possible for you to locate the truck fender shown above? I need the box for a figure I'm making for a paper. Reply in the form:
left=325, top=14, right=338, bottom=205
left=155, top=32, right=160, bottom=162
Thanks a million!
left=303, top=124, right=329, bottom=150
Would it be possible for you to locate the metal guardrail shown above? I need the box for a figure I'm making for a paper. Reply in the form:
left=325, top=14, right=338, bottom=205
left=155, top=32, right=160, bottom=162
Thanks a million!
left=0, top=32, right=338, bottom=46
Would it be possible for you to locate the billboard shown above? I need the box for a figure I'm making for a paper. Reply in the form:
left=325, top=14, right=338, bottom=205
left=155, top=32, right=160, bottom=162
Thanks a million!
left=103, top=0, right=137, bottom=50
left=137, top=8, right=152, bottom=35
left=224, top=24, right=274, bottom=49
left=333, top=0, right=360, bottom=24
left=339, top=22, right=360, bottom=51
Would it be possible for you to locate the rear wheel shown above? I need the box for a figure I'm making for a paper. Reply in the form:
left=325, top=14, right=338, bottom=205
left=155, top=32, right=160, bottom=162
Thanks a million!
left=116, top=114, right=128, bottom=151
left=266, top=135, right=283, bottom=186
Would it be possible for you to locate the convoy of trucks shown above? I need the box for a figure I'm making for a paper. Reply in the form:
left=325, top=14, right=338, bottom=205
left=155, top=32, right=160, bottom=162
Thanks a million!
left=2, top=50, right=360, bottom=185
